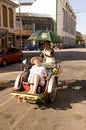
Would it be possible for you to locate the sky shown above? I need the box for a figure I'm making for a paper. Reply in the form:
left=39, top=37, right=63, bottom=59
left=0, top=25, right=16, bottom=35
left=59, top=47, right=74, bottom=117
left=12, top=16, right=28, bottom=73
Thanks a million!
left=69, top=0, right=86, bottom=34
left=15, top=0, right=56, bottom=18
left=13, top=0, right=86, bottom=34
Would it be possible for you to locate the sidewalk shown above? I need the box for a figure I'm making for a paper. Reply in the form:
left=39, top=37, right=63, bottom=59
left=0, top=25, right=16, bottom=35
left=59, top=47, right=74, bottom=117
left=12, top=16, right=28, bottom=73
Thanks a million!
left=0, top=71, right=22, bottom=81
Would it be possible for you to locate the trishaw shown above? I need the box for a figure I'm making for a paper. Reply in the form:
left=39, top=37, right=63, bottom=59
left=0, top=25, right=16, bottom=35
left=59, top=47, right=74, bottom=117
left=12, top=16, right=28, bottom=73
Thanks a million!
left=11, top=59, right=61, bottom=104
left=11, top=30, right=62, bottom=104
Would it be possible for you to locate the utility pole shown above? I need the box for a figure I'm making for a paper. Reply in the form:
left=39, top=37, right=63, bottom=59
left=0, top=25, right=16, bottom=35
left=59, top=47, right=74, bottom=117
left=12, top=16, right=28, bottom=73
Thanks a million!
left=55, top=0, right=58, bottom=34
left=19, top=0, right=22, bottom=49
left=18, top=0, right=36, bottom=49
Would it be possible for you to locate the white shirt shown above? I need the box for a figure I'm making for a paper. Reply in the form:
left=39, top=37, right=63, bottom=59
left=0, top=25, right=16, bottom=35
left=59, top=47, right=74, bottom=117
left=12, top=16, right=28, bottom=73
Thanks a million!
left=30, top=65, right=46, bottom=77
left=28, top=65, right=46, bottom=84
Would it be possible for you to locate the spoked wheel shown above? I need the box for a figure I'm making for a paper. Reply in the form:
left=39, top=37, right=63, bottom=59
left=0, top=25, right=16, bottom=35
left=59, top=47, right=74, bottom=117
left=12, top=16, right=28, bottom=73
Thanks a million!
left=48, top=77, right=58, bottom=103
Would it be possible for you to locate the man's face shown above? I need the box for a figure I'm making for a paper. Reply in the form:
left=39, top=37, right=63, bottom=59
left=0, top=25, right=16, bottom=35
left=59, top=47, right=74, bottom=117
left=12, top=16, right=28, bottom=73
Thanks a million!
left=45, top=43, right=51, bottom=50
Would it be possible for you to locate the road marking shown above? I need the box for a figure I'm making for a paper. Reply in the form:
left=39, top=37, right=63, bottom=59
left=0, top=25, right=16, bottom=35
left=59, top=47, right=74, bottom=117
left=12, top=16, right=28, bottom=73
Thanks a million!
left=11, top=105, right=34, bottom=129
left=0, top=97, right=13, bottom=107
left=29, top=120, right=38, bottom=128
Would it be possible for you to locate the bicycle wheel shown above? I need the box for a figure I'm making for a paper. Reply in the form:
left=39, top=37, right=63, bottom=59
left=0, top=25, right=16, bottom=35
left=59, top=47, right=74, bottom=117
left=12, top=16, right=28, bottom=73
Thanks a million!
left=48, top=77, right=58, bottom=103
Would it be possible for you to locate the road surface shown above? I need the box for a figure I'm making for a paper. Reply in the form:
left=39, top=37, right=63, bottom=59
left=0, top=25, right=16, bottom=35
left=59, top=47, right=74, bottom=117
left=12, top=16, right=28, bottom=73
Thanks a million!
left=0, top=48, right=86, bottom=130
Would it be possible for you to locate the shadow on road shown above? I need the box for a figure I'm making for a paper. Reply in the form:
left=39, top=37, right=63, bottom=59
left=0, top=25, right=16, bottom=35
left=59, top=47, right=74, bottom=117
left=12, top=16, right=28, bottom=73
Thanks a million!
left=23, top=49, right=86, bottom=62
left=0, top=80, right=14, bottom=91
left=0, top=86, right=7, bottom=91
left=0, top=49, right=86, bottom=72
left=55, top=50, right=86, bottom=61
left=36, top=79, right=86, bottom=110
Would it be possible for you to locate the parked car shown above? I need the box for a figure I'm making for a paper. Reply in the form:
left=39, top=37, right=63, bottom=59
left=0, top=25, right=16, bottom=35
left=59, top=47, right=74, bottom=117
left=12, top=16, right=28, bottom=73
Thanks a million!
left=24, top=44, right=40, bottom=50
left=0, top=47, right=23, bottom=66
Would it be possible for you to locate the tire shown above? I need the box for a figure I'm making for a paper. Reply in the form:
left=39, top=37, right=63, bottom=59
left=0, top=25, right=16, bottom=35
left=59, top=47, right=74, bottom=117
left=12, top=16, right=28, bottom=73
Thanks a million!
left=19, top=56, right=23, bottom=62
left=2, top=59, right=7, bottom=67
left=48, top=77, right=58, bottom=103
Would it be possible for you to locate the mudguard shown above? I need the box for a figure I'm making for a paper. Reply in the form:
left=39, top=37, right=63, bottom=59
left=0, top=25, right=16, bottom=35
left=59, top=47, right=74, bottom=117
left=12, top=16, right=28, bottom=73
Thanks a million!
left=14, top=73, right=22, bottom=89
left=14, top=71, right=29, bottom=90
left=47, top=75, right=56, bottom=93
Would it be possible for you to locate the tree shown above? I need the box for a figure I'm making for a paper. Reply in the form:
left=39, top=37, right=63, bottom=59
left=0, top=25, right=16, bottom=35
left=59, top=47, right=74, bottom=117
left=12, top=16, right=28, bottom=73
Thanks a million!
left=76, top=31, right=83, bottom=44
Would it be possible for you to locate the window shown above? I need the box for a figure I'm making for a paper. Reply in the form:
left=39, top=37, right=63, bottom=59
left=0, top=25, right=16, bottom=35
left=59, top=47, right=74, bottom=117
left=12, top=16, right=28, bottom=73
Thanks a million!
left=9, top=8, right=14, bottom=28
left=8, top=48, right=18, bottom=53
left=2, top=5, right=7, bottom=27
left=0, top=6, right=1, bottom=26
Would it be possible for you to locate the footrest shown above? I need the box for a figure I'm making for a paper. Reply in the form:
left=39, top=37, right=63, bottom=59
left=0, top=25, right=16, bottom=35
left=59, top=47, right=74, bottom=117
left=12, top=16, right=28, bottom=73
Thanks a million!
left=11, top=92, right=41, bottom=101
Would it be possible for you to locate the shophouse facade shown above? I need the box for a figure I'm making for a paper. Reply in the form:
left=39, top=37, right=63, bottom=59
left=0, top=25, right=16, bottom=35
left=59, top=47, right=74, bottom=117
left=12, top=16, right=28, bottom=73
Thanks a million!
left=0, top=0, right=18, bottom=48
left=15, top=13, right=54, bottom=48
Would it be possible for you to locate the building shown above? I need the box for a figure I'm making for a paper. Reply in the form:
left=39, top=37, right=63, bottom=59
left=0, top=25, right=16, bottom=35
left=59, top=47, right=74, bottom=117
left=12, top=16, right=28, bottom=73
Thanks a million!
left=0, top=0, right=76, bottom=48
left=82, top=34, right=86, bottom=45
left=15, top=0, right=76, bottom=48
left=15, top=13, right=54, bottom=48
left=0, top=0, right=18, bottom=48
left=57, top=0, right=76, bottom=47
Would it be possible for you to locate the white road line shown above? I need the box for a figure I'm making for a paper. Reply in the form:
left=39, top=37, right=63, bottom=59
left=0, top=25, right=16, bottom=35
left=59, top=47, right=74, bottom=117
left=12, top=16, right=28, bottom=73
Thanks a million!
left=30, top=120, right=38, bottom=128
left=0, top=97, right=13, bottom=107
left=11, top=105, right=34, bottom=129
left=0, top=94, right=38, bottom=129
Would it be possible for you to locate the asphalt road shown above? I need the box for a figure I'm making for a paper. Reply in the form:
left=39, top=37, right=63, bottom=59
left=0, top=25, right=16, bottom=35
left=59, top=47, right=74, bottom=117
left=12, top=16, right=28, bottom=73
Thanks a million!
left=0, top=48, right=86, bottom=81
left=0, top=48, right=86, bottom=130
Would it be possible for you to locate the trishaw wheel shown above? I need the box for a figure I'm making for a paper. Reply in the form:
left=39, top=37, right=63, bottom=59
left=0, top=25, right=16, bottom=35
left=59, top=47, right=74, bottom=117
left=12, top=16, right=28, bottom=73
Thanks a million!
left=48, top=77, right=57, bottom=103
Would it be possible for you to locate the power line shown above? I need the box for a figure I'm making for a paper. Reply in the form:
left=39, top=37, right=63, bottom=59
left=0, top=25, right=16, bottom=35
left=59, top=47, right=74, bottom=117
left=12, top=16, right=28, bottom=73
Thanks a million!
left=74, top=10, right=86, bottom=13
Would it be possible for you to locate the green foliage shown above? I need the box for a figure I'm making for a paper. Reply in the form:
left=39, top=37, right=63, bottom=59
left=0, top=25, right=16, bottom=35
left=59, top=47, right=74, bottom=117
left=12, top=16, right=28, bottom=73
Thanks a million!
left=76, top=31, right=83, bottom=44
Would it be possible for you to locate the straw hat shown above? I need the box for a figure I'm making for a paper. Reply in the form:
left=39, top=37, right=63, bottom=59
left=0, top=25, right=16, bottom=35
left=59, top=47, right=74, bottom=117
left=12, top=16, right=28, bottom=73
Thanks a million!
left=30, top=56, right=42, bottom=64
